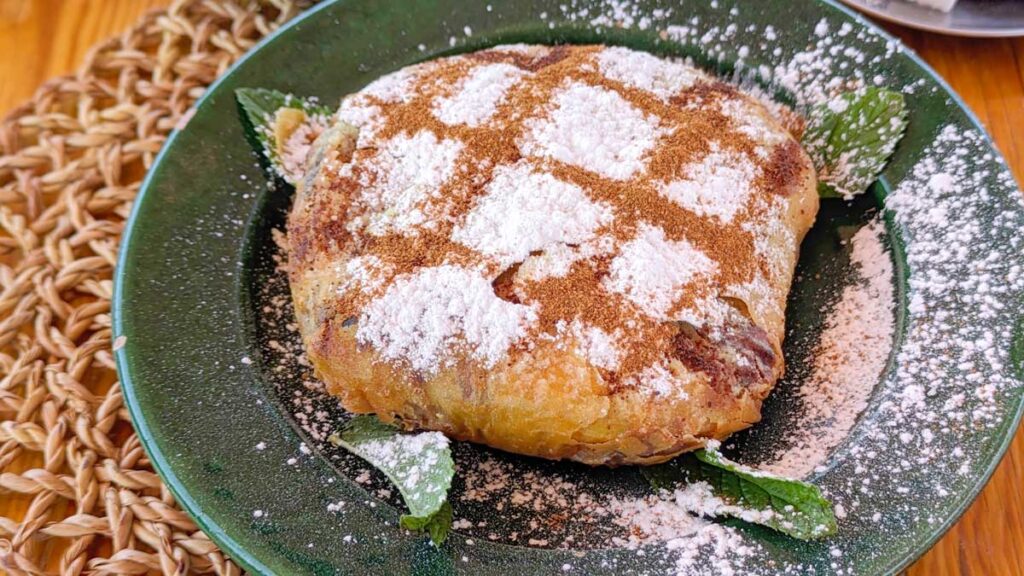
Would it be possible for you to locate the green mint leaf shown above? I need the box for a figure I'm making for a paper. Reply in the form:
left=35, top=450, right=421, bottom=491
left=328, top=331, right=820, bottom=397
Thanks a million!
left=328, top=416, right=454, bottom=544
left=400, top=501, right=453, bottom=546
left=235, top=87, right=331, bottom=184
left=641, top=445, right=837, bottom=540
left=804, top=87, right=908, bottom=199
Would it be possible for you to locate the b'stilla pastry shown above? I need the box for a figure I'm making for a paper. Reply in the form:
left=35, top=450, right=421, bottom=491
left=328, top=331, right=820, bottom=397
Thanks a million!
left=285, top=44, right=819, bottom=465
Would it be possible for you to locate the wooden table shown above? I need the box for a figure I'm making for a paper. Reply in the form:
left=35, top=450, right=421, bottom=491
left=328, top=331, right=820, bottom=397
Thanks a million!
left=1, top=1, right=1021, bottom=574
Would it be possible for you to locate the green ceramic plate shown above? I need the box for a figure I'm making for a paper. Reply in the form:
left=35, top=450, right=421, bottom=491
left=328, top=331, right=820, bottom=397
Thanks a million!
left=113, top=0, right=1024, bottom=574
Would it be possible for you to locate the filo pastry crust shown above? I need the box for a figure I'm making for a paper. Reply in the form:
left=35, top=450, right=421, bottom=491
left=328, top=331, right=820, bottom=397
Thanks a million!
left=286, top=45, right=819, bottom=465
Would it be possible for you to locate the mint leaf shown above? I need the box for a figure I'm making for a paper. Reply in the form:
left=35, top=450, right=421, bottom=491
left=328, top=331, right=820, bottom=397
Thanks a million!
left=328, top=416, right=454, bottom=544
left=235, top=87, right=331, bottom=184
left=641, top=445, right=837, bottom=540
left=400, top=501, right=453, bottom=545
left=804, top=87, right=908, bottom=199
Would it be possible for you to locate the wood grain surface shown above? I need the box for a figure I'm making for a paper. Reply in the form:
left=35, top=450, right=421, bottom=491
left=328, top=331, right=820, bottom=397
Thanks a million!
left=0, top=1, right=1021, bottom=574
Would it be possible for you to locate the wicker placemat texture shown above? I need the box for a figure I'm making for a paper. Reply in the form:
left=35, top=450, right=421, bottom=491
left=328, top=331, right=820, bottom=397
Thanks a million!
left=0, top=2, right=312, bottom=574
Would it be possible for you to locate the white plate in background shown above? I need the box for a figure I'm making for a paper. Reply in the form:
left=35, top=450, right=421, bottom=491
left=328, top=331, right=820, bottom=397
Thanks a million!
left=841, top=0, right=1024, bottom=36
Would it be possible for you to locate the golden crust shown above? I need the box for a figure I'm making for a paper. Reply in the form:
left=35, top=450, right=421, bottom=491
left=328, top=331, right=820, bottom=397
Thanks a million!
left=287, top=45, right=819, bottom=465
left=308, top=326, right=778, bottom=465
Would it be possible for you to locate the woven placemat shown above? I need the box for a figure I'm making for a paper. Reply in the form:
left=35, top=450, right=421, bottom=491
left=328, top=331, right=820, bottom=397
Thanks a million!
left=0, top=2, right=313, bottom=574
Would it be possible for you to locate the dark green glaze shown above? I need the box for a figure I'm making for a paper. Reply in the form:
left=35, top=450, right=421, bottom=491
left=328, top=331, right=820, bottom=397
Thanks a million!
left=113, top=0, right=1024, bottom=574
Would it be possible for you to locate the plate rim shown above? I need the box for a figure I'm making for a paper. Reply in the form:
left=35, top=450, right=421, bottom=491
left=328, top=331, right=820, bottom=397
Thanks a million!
left=839, top=0, right=1024, bottom=37
left=112, top=0, right=1024, bottom=574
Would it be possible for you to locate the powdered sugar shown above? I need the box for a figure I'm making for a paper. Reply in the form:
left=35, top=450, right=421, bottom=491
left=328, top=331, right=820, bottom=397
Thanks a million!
left=559, top=320, right=623, bottom=370
left=610, top=488, right=759, bottom=576
left=258, top=7, right=1024, bottom=575
left=516, top=245, right=578, bottom=281
left=872, top=124, right=1024, bottom=454
left=596, top=46, right=706, bottom=99
left=672, top=294, right=733, bottom=332
left=353, top=130, right=464, bottom=236
left=516, top=236, right=617, bottom=282
left=741, top=197, right=795, bottom=282
left=519, top=81, right=665, bottom=180
left=337, top=66, right=434, bottom=148
left=604, top=224, right=717, bottom=318
left=317, top=44, right=798, bottom=383
left=356, top=265, right=537, bottom=372
left=451, top=162, right=614, bottom=267
left=336, top=98, right=383, bottom=148
left=279, top=116, right=328, bottom=182
left=354, top=431, right=449, bottom=505
left=491, top=43, right=552, bottom=56
left=609, top=492, right=705, bottom=546
left=616, top=481, right=777, bottom=537
left=761, top=218, right=895, bottom=478
left=632, top=361, right=689, bottom=399
left=358, top=66, right=427, bottom=104
left=659, top=148, right=758, bottom=222
left=337, top=255, right=393, bottom=296
left=717, top=98, right=788, bottom=158
left=433, top=63, right=529, bottom=127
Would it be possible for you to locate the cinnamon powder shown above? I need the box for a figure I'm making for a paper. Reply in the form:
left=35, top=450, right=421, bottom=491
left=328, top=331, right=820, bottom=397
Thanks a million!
left=290, top=44, right=810, bottom=387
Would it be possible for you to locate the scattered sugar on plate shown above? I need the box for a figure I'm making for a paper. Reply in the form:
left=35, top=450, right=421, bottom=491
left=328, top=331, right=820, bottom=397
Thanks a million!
left=245, top=3, right=1024, bottom=574
left=761, top=217, right=895, bottom=478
